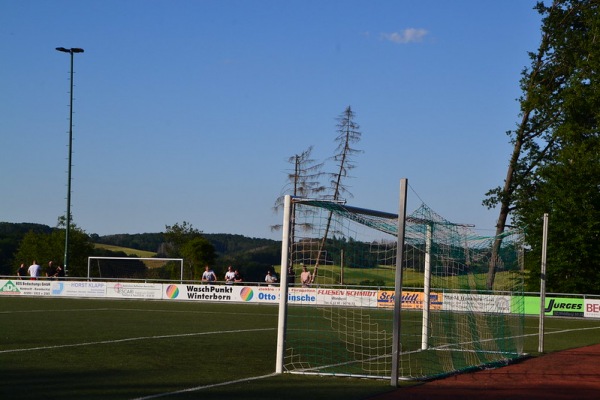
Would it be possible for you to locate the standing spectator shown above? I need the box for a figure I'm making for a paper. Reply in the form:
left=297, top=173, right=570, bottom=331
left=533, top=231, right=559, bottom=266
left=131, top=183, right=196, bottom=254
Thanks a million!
left=28, top=260, right=41, bottom=280
left=17, top=263, right=27, bottom=279
left=287, top=266, right=296, bottom=286
left=201, top=265, right=217, bottom=284
left=301, top=265, right=312, bottom=287
left=55, top=264, right=65, bottom=280
left=224, top=266, right=236, bottom=285
left=234, top=269, right=243, bottom=283
left=46, top=261, right=57, bottom=279
left=265, top=270, right=278, bottom=286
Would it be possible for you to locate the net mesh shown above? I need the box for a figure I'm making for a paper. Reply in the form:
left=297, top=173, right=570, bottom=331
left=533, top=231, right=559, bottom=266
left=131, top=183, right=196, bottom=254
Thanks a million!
left=283, top=199, right=525, bottom=380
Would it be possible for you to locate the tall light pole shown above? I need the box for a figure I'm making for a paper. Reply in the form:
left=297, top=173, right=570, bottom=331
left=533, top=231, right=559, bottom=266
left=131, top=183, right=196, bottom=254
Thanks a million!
left=56, top=47, right=84, bottom=276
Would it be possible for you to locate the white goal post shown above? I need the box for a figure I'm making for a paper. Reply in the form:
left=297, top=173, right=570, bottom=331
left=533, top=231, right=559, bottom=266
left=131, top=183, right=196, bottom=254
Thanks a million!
left=87, top=257, right=184, bottom=281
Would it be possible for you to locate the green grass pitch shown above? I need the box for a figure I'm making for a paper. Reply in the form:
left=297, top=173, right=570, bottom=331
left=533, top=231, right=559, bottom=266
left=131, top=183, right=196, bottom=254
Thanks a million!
left=1, top=296, right=600, bottom=400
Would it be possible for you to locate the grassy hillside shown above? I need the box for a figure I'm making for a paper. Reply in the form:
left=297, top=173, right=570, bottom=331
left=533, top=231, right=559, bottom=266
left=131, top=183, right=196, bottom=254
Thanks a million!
left=93, top=243, right=156, bottom=258
left=277, top=263, right=520, bottom=290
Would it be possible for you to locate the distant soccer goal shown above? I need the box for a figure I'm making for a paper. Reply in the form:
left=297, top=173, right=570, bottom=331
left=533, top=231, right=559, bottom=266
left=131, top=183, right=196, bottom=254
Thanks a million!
left=87, top=257, right=184, bottom=281
left=275, top=182, right=525, bottom=383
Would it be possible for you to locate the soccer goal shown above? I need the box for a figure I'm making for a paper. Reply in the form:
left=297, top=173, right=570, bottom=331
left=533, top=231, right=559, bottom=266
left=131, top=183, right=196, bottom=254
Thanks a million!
left=276, top=180, right=525, bottom=383
left=87, top=257, right=184, bottom=281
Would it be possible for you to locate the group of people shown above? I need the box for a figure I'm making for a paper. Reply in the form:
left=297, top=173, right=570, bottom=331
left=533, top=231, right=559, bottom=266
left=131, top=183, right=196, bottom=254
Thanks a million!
left=201, top=265, right=243, bottom=285
left=17, top=260, right=65, bottom=280
left=198, top=264, right=314, bottom=287
left=285, top=264, right=313, bottom=287
left=17, top=261, right=315, bottom=286
left=267, top=265, right=312, bottom=287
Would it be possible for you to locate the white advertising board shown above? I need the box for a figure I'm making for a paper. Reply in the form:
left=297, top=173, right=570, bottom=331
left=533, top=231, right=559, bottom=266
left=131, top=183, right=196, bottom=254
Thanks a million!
left=443, top=293, right=511, bottom=313
left=316, top=288, right=377, bottom=307
left=162, top=284, right=315, bottom=305
left=584, top=299, right=600, bottom=318
left=105, top=282, right=163, bottom=299
left=287, top=288, right=317, bottom=304
left=50, top=281, right=107, bottom=297
left=0, top=279, right=52, bottom=296
left=163, top=284, right=238, bottom=302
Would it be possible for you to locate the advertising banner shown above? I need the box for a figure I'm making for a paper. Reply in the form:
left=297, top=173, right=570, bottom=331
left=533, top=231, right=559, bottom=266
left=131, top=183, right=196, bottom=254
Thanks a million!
left=165, top=285, right=337, bottom=305
left=288, top=287, right=317, bottom=304
left=236, top=285, right=280, bottom=303
left=2, top=278, right=597, bottom=321
left=50, top=281, right=107, bottom=297
left=524, top=296, right=584, bottom=317
left=252, top=286, right=280, bottom=303
left=376, top=290, right=443, bottom=310
left=236, top=285, right=275, bottom=303
left=0, top=279, right=52, bottom=296
left=584, top=299, right=600, bottom=319
left=105, top=282, right=163, bottom=300
left=163, top=284, right=237, bottom=302
left=316, top=288, right=377, bottom=307
left=443, top=293, right=511, bottom=313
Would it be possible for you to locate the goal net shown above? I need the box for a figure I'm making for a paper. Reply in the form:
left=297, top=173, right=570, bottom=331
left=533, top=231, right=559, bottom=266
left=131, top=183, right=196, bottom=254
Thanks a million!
left=276, top=194, right=524, bottom=381
left=87, top=257, right=184, bottom=281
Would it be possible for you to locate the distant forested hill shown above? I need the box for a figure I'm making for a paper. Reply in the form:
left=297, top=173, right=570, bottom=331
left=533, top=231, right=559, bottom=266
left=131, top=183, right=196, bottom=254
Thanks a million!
left=93, top=232, right=278, bottom=256
left=0, top=222, right=54, bottom=236
left=91, top=233, right=165, bottom=253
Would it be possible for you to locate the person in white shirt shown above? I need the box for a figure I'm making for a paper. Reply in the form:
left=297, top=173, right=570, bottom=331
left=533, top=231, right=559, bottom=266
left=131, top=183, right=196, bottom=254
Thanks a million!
left=201, top=265, right=217, bottom=284
left=28, top=260, right=41, bottom=280
left=265, top=270, right=278, bottom=286
left=224, top=266, right=236, bottom=285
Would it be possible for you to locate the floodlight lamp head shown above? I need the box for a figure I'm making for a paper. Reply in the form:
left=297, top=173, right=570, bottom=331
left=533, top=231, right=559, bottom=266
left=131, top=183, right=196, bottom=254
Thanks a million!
left=55, top=47, right=85, bottom=54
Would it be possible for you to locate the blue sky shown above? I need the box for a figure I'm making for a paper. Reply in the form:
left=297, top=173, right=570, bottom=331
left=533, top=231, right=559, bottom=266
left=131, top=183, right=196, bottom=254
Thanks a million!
left=1, top=1, right=543, bottom=240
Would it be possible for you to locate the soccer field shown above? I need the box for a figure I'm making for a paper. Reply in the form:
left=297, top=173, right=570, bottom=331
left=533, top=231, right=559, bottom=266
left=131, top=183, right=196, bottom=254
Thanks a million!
left=2, top=297, right=600, bottom=400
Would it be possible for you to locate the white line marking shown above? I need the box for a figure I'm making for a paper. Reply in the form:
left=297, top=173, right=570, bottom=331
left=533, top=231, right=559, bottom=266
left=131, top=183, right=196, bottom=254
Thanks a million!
left=0, top=328, right=275, bottom=354
left=0, top=308, right=113, bottom=314
left=130, top=373, right=278, bottom=400
left=0, top=307, right=277, bottom=317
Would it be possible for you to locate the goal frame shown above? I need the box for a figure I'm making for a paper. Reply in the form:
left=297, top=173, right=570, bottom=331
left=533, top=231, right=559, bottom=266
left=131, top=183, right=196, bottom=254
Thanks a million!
left=275, top=178, right=524, bottom=385
left=276, top=179, right=408, bottom=386
left=87, top=256, right=184, bottom=281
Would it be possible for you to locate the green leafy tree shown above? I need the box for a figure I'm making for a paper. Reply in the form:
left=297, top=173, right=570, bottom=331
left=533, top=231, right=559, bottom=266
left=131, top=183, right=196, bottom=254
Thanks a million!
left=522, top=140, right=600, bottom=293
left=164, top=221, right=217, bottom=280
left=484, top=0, right=600, bottom=292
left=164, top=221, right=202, bottom=257
left=14, top=218, right=94, bottom=277
left=180, top=237, right=217, bottom=280
left=1, top=223, right=52, bottom=275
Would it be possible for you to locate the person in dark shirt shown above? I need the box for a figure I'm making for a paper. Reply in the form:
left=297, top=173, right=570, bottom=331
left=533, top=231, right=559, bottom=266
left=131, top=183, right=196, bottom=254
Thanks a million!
left=55, top=264, right=65, bottom=279
left=17, top=263, right=27, bottom=279
left=287, top=266, right=296, bottom=286
left=46, top=261, right=58, bottom=279
left=234, top=269, right=243, bottom=283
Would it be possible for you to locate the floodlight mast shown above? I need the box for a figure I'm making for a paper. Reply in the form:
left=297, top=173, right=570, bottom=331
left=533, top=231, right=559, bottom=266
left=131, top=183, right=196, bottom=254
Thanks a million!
left=56, top=46, right=84, bottom=276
